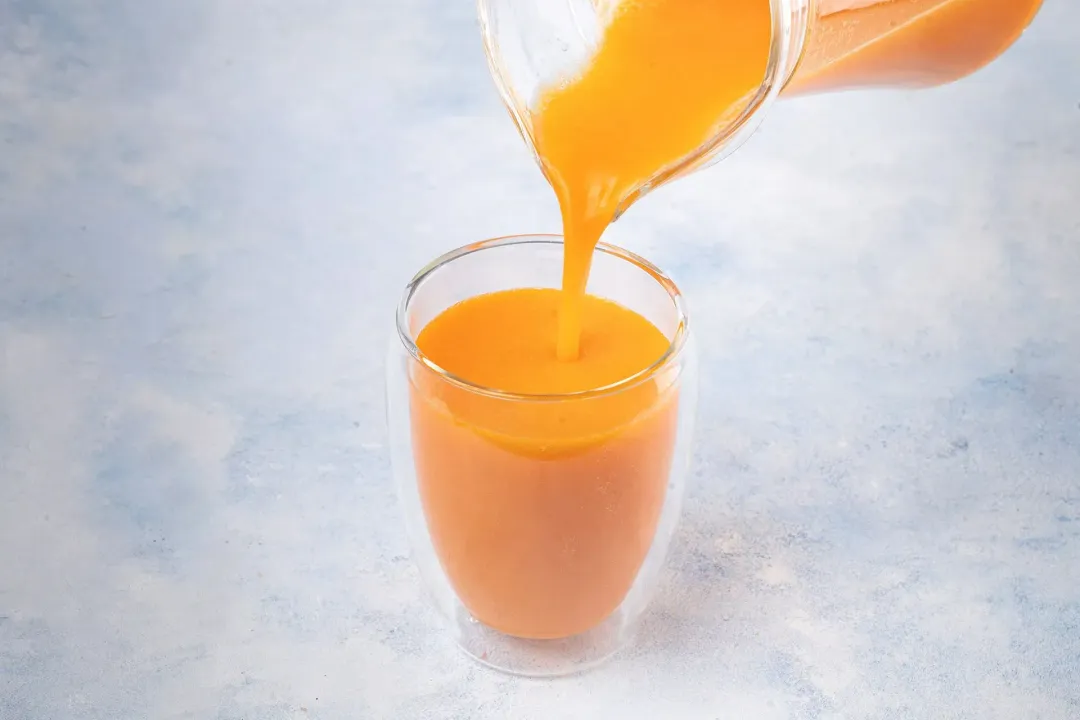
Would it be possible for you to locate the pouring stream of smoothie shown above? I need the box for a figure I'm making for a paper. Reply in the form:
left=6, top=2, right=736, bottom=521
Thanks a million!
left=530, top=0, right=1043, bottom=361
left=533, top=0, right=772, bottom=361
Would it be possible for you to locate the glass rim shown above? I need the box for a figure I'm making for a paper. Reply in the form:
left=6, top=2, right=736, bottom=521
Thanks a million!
left=395, top=233, right=690, bottom=402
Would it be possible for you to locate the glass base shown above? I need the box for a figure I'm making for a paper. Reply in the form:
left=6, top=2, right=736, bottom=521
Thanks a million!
left=452, top=605, right=633, bottom=677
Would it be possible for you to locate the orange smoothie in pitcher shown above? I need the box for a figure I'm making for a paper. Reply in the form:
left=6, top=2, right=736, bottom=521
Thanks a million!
left=789, top=0, right=1045, bottom=95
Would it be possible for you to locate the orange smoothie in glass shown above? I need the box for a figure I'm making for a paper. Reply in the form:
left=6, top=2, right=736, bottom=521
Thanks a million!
left=412, top=289, right=679, bottom=639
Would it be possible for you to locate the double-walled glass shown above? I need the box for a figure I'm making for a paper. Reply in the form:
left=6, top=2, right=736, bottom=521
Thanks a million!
left=386, top=235, right=698, bottom=676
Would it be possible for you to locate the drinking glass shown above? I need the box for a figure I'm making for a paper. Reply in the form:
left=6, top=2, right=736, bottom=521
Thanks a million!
left=386, top=235, right=698, bottom=676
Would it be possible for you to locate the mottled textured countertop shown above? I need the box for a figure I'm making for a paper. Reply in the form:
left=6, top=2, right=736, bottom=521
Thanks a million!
left=2, top=1, right=1079, bottom=718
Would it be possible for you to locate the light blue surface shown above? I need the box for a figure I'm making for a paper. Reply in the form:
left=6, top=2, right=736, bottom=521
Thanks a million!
left=2, top=1, right=1078, bottom=718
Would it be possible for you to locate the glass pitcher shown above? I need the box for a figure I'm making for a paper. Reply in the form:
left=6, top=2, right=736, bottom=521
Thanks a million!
left=478, top=0, right=1045, bottom=217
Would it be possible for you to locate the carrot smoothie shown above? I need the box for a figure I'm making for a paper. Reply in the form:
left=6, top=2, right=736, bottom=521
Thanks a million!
left=411, top=288, right=679, bottom=640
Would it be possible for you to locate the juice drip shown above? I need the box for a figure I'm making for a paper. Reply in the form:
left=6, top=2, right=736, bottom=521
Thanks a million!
left=533, top=0, right=773, bottom=360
